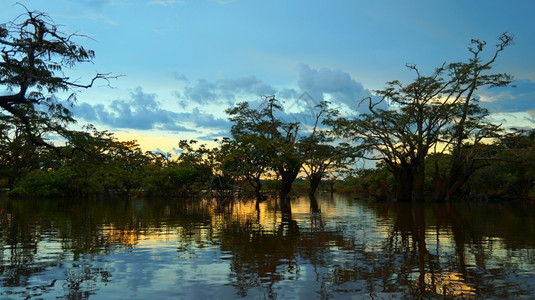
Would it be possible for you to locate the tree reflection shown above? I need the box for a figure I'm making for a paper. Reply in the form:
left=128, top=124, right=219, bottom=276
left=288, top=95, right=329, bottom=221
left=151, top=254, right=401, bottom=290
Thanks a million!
left=1, top=196, right=534, bottom=299
left=0, top=197, right=213, bottom=298
left=309, top=194, right=320, bottom=213
left=328, top=200, right=535, bottom=298
left=218, top=195, right=352, bottom=298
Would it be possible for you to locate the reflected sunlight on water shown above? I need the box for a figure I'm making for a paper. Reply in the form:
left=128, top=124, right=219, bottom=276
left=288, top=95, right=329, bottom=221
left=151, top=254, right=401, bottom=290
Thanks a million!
left=1, top=194, right=535, bottom=299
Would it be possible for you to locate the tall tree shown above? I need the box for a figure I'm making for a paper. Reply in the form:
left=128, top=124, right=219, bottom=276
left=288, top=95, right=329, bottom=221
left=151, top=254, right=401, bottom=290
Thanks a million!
left=329, top=33, right=513, bottom=201
left=0, top=7, right=114, bottom=154
left=226, top=96, right=300, bottom=202
left=435, top=34, right=513, bottom=201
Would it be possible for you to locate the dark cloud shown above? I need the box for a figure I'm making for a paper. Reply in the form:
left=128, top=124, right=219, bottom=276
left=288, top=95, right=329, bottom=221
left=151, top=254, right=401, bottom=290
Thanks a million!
left=480, top=79, right=535, bottom=113
left=73, top=87, right=229, bottom=132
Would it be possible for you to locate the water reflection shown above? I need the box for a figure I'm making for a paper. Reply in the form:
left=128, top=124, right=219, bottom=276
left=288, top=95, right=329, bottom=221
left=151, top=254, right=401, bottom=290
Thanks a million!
left=1, top=195, right=534, bottom=299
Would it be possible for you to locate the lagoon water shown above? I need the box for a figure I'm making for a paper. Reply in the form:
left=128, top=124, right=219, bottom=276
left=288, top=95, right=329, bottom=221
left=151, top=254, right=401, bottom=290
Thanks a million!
left=1, top=194, right=534, bottom=299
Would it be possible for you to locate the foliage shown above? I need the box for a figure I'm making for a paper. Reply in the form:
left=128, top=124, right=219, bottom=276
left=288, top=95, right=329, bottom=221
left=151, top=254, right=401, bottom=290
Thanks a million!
left=299, top=130, right=355, bottom=195
left=353, top=165, right=395, bottom=199
left=143, top=140, right=214, bottom=198
left=225, top=96, right=343, bottom=200
left=466, top=129, right=535, bottom=200
left=0, top=7, right=115, bottom=153
left=225, top=96, right=301, bottom=200
left=6, top=126, right=148, bottom=198
left=328, top=33, right=514, bottom=201
left=217, top=134, right=272, bottom=199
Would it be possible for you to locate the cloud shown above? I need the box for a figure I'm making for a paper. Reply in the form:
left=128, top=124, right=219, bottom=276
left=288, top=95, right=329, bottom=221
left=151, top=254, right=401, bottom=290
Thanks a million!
left=183, top=79, right=218, bottom=104
left=177, top=107, right=231, bottom=130
left=74, top=87, right=229, bottom=132
left=182, top=75, right=277, bottom=105
left=219, top=76, right=277, bottom=98
left=479, top=79, right=535, bottom=113
left=197, top=130, right=230, bottom=141
left=179, top=69, right=375, bottom=116
left=277, top=88, right=300, bottom=100
left=296, top=63, right=373, bottom=108
left=172, top=72, right=189, bottom=82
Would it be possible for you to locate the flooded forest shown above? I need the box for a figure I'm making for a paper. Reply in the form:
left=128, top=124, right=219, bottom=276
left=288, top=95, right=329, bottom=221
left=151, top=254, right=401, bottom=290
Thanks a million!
left=1, top=7, right=535, bottom=300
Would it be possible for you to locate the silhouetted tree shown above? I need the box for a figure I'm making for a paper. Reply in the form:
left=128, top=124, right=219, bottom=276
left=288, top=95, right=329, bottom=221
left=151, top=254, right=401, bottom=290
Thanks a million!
left=0, top=7, right=115, bottom=155
left=329, top=33, right=513, bottom=201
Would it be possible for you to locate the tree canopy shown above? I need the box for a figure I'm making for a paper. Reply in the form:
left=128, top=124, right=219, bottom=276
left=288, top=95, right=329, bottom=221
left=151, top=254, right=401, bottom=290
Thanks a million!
left=0, top=7, right=114, bottom=154
left=328, top=33, right=515, bottom=201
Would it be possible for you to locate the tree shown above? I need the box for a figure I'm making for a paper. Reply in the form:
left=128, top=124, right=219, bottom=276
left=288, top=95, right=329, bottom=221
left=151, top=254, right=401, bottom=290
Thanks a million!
left=226, top=96, right=334, bottom=203
left=466, top=129, right=535, bottom=200
left=144, top=140, right=214, bottom=198
left=7, top=125, right=149, bottom=198
left=218, top=134, right=272, bottom=201
left=298, top=132, right=353, bottom=196
left=226, top=97, right=300, bottom=202
left=0, top=7, right=114, bottom=154
left=329, top=33, right=513, bottom=201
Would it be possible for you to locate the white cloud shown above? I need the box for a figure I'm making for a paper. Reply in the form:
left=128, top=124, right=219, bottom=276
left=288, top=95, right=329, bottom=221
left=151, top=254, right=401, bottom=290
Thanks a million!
left=296, top=63, right=373, bottom=109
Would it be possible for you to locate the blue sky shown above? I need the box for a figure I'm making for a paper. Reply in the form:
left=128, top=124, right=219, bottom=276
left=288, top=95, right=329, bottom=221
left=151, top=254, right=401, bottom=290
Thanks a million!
left=2, top=0, right=535, bottom=152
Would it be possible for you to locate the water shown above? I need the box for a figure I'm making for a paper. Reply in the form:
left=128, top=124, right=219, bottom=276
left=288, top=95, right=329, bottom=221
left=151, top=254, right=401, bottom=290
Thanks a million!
left=1, top=194, right=534, bottom=299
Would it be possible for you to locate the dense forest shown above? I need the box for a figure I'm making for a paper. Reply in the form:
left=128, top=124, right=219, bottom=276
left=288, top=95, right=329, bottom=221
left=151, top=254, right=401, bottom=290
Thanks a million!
left=1, top=10, right=534, bottom=202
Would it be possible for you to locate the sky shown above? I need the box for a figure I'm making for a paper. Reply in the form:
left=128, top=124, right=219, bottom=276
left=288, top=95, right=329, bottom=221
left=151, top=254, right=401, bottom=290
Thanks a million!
left=2, top=0, right=535, bottom=154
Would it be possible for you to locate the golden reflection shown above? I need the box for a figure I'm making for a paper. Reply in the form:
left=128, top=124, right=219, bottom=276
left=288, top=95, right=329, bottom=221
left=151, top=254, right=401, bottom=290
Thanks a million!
left=422, top=272, right=476, bottom=298
left=101, top=225, right=140, bottom=245
left=208, top=198, right=281, bottom=233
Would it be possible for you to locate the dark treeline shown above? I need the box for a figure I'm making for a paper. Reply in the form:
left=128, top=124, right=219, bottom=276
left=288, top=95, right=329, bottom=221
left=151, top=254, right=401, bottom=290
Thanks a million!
left=1, top=9, right=534, bottom=202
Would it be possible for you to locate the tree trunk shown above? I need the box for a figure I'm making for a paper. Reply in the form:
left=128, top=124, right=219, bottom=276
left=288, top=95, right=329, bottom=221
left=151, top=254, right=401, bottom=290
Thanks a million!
left=436, top=153, right=477, bottom=202
left=309, top=194, right=320, bottom=213
left=412, top=165, right=425, bottom=202
left=308, top=174, right=321, bottom=197
left=279, top=167, right=299, bottom=202
left=330, top=181, right=334, bottom=198
left=394, top=163, right=413, bottom=202
left=432, top=169, right=447, bottom=202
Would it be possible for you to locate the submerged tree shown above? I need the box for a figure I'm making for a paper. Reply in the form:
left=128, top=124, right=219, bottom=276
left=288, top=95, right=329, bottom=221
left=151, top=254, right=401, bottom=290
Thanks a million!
left=0, top=7, right=115, bottom=154
left=218, top=134, right=272, bottom=201
left=226, top=97, right=299, bottom=202
left=329, top=33, right=514, bottom=201
left=225, top=96, right=335, bottom=203
left=299, top=131, right=354, bottom=196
